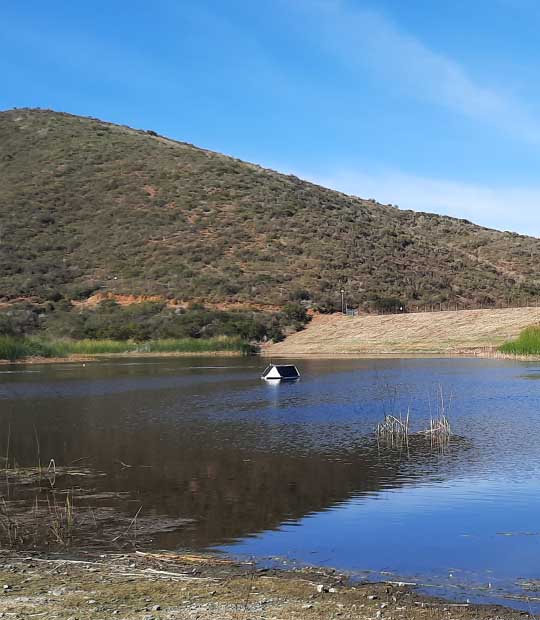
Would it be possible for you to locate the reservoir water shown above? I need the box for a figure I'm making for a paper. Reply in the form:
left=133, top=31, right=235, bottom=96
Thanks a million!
left=1, top=356, right=540, bottom=609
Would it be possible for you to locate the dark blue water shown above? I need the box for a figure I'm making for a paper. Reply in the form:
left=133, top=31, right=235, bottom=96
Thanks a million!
left=1, top=356, right=540, bottom=609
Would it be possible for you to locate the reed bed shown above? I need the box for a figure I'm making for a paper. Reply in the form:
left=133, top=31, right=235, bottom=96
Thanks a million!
left=0, top=336, right=66, bottom=361
left=63, top=339, right=136, bottom=354
left=0, top=335, right=252, bottom=360
left=136, top=336, right=252, bottom=354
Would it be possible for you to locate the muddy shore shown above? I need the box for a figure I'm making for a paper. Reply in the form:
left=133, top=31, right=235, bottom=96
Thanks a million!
left=0, top=550, right=528, bottom=619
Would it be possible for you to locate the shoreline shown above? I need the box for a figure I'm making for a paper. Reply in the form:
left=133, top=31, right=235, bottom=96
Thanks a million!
left=0, top=549, right=529, bottom=619
left=0, top=350, right=246, bottom=365
left=264, top=347, right=540, bottom=361
left=2, top=348, right=540, bottom=365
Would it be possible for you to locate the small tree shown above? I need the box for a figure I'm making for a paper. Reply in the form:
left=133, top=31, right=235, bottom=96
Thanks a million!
left=282, top=302, right=308, bottom=324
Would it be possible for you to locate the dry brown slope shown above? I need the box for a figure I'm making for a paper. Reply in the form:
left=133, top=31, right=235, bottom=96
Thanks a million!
left=264, top=307, right=540, bottom=356
left=3, top=108, right=540, bottom=309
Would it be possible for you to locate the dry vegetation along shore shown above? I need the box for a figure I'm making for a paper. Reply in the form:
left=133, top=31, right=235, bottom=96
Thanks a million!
left=0, top=550, right=529, bottom=620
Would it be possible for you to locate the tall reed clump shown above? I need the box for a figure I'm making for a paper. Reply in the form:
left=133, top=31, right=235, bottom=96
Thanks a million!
left=420, top=386, right=452, bottom=450
left=376, top=387, right=452, bottom=450
left=499, top=325, right=540, bottom=355
left=424, top=413, right=451, bottom=449
left=0, top=336, right=28, bottom=361
left=377, top=411, right=410, bottom=448
left=0, top=336, right=68, bottom=361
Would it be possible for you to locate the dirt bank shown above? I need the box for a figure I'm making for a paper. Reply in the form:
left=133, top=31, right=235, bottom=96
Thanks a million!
left=72, top=292, right=281, bottom=313
left=264, top=308, right=540, bottom=357
left=0, top=550, right=527, bottom=620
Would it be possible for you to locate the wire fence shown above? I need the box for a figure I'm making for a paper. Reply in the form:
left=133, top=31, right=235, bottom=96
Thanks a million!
left=345, top=299, right=540, bottom=317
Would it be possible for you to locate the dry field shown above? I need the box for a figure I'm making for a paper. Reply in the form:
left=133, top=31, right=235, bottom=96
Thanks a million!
left=264, top=307, right=540, bottom=357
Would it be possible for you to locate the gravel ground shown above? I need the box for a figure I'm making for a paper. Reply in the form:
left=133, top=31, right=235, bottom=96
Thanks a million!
left=0, top=550, right=529, bottom=620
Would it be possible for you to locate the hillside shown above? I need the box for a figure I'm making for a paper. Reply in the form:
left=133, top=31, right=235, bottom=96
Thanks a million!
left=1, top=108, right=540, bottom=311
left=263, top=307, right=540, bottom=356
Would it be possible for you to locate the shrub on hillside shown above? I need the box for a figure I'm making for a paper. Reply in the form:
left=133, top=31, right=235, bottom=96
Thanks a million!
left=282, top=302, right=309, bottom=325
left=38, top=301, right=309, bottom=343
left=0, top=304, right=42, bottom=336
left=368, top=296, right=407, bottom=314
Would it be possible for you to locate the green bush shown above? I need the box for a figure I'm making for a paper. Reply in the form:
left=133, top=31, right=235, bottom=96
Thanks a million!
left=41, top=302, right=299, bottom=343
left=500, top=325, right=540, bottom=355
left=368, top=296, right=407, bottom=314
left=0, top=304, right=42, bottom=336
left=0, top=336, right=29, bottom=360
left=282, top=302, right=309, bottom=324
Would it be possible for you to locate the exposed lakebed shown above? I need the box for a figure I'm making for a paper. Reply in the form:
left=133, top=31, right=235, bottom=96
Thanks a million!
left=1, top=356, right=540, bottom=610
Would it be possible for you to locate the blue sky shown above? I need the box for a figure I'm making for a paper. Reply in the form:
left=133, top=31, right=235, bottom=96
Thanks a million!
left=2, top=0, right=540, bottom=236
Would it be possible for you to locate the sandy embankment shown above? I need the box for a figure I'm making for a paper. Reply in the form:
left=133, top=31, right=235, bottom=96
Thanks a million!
left=264, top=307, right=540, bottom=357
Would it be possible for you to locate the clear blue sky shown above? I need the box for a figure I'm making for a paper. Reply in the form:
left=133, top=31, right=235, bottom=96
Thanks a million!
left=2, top=0, right=540, bottom=236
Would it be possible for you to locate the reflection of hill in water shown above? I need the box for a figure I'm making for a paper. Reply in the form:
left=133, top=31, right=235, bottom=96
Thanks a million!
left=4, top=406, right=473, bottom=548
left=0, top=358, right=483, bottom=549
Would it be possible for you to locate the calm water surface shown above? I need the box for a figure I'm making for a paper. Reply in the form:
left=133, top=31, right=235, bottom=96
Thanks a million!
left=1, top=356, right=540, bottom=609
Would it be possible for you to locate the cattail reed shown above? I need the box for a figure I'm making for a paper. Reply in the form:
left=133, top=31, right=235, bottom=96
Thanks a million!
left=376, top=386, right=452, bottom=451
left=376, top=410, right=410, bottom=447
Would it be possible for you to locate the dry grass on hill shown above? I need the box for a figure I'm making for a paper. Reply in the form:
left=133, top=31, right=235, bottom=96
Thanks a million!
left=264, top=307, right=540, bottom=356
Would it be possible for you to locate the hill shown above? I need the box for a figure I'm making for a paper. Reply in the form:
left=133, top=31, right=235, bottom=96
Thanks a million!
left=263, top=307, right=540, bottom=356
left=1, top=107, right=540, bottom=311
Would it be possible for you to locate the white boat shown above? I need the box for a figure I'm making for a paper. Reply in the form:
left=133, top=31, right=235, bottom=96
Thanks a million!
left=261, top=364, right=300, bottom=382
